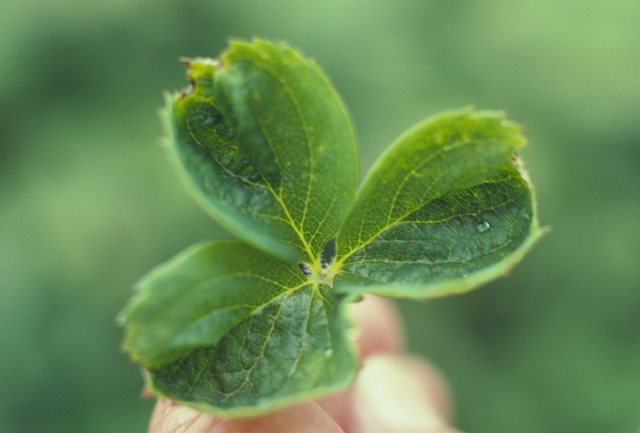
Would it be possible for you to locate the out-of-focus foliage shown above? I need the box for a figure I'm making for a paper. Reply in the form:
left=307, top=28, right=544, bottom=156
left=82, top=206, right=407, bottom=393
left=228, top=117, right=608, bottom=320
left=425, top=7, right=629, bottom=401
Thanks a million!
left=1, top=1, right=638, bottom=432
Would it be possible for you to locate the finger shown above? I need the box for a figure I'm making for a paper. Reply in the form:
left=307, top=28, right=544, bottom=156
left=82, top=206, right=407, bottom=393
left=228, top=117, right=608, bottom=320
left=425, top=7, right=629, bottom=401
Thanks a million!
left=314, top=295, right=405, bottom=429
left=349, top=294, right=406, bottom=359
left=149, top=399, right=345, bottom=433
left=313, top=389, right=353, bottom=432
left=351, top=354, right=458, bottom=433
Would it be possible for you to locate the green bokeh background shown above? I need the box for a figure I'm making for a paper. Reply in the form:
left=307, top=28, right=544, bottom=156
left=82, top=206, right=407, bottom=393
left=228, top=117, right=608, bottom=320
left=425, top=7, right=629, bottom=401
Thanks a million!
left=1, top=1, right=638, bottom=432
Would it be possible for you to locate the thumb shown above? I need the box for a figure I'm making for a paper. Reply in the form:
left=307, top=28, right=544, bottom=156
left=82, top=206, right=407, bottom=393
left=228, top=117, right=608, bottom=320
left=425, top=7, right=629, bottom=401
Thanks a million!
left=351, top=354, right=461, bottom=433
left=149, top=399, right=344, bottom=433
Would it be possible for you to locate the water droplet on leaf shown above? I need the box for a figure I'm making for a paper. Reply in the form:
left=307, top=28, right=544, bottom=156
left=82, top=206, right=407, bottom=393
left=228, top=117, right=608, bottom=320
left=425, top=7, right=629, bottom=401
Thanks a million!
left=476, top=221, right=490, bottom=232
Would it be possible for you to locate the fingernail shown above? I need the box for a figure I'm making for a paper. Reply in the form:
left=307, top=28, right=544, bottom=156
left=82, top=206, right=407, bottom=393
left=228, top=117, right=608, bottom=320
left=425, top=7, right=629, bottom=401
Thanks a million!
left=355, top=355, right=447, bottom=432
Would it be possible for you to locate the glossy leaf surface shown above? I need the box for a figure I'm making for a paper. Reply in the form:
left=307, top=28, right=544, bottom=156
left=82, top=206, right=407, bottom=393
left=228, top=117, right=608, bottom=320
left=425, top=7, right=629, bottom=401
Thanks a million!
left=334, top=111, right=543, bottom=297
left=164, top=40, right=358, bottom=263
left=122, top=240, right=357, bottom=416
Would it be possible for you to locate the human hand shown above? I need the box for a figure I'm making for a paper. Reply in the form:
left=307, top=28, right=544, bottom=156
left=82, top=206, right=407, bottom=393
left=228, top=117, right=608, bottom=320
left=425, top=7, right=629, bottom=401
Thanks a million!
left=149, top=295, right=461, bottom=433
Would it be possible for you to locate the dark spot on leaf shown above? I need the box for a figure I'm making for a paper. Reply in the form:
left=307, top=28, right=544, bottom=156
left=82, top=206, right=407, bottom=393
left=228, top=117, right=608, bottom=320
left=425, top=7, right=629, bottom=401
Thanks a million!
left=321, top=239, right=336, bottom=268
left=298, top=262, right=313, bottom=277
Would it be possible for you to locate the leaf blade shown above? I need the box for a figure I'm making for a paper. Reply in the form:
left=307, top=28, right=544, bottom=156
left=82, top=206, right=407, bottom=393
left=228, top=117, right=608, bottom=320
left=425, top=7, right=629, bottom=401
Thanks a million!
left=121, top=240, right=306, bottom=366
left=336, top=166, right=543, bottom=297
left=148, top=285, right=357, bottom=417
left=121, top=240, right=358, bottom=415
left=334, top=109, right=542, bottom=297
left=165, top=39, right=358, bottom=263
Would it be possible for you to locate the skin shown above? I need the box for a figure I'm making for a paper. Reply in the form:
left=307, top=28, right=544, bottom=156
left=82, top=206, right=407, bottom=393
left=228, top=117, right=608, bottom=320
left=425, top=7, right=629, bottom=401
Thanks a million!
left=149, top=295, right=462, bottom=433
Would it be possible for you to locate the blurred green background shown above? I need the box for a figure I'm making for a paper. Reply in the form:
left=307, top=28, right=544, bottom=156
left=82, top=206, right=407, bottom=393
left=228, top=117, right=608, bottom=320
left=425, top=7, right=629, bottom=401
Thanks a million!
left=1, top=1, right=638, bottom=432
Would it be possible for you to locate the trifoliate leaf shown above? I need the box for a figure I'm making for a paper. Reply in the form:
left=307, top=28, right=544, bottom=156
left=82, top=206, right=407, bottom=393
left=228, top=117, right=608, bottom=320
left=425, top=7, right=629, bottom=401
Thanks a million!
left=122, top=39, right=543, bottom=417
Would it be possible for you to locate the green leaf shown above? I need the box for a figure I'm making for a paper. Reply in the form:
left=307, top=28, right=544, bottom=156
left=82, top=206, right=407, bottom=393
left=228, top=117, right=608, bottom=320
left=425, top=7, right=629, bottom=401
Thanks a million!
left=122, top=38, right=544, bottom=416
left=163, top=39, right=358, bottom=264
left=333, top=109, right=543, bottom=297
left=121, top=240, right=357, bottom=416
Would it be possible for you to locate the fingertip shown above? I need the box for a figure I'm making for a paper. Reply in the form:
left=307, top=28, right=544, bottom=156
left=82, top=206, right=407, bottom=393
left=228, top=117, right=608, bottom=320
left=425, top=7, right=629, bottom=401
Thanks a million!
left=403, top=355, right=455, bottom=423
left=351, top=354, right=459, bottom=433
left=349, top=295, right=405, bottom=357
